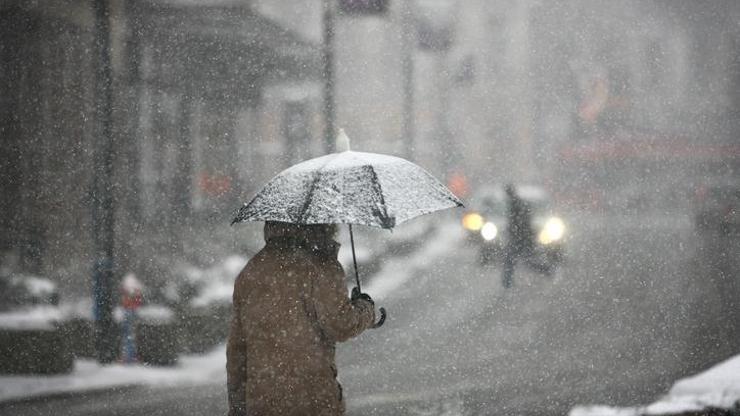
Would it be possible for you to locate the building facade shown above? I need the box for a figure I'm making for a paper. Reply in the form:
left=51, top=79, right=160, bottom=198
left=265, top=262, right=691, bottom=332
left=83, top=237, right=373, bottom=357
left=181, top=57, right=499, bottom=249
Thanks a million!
left=0, top=0, right=322, bottom=293
left=3, top=0, right=740, bottom=293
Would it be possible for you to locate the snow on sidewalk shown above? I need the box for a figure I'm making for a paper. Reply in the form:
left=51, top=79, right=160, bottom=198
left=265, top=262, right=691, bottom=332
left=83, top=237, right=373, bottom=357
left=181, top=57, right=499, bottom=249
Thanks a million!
left=0, top=220, right=462, bottom=405
left=570, top=354, right=740, bottom=416
left=363, top=219, right=464, bottom=300
left=0, top=345, right=226, bottom=403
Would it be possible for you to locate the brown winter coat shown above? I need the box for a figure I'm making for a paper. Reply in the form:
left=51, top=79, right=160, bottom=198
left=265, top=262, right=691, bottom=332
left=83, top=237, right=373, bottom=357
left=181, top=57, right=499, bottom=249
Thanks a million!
left=226, top=222, right=376, bottom=416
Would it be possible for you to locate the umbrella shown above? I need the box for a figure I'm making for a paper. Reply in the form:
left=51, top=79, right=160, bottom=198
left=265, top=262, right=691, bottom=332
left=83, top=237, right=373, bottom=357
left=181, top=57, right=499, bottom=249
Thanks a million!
left=232, top=131, right=463, bottom=327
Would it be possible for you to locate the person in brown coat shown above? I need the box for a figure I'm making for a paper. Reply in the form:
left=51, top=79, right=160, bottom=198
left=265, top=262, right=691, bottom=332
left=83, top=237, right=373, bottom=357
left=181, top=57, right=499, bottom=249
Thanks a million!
left=226, top=221, right=376, bottom=416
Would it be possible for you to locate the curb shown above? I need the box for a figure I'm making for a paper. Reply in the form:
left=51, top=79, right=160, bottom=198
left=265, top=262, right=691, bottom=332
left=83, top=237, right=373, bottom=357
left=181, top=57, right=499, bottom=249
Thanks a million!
left=0, top=384, right=140, bottom=408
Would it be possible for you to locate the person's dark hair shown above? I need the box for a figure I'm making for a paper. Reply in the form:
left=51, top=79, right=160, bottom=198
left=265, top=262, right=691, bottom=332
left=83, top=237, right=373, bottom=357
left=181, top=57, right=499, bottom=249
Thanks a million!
left=505, top=184, right=516, bottom=198
left=264, top=221, right=338, bottom=246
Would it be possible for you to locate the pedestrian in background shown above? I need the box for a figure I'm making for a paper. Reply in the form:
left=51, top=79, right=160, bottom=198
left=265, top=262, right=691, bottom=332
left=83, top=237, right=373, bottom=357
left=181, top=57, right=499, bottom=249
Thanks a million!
left=120, top=273, right=143, bottom=364
left=502, top=184, right=534, bottom=288
left=226, top=221, right=376, bottom=416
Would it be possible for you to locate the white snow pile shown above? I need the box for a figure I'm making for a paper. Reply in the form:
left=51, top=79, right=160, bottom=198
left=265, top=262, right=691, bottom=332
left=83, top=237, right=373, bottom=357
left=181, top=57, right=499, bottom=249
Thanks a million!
left=112, top=305, right=175, bottom=324
left=18, top=275, right=57, bottom=298
left=136, top=305, right=175, bottom=323
left=0, top=306, right=64, bottom=331
left=570, top=354, right=740, bottom=416
left=363, top=219, right=464, bottom=299
left=181, top=255, right=247, bottom=308
left=60, top=298, right=94, bottom=320
left=0, top=345, right=227, bottom=403
left=337, top=242, right=373, bottom=270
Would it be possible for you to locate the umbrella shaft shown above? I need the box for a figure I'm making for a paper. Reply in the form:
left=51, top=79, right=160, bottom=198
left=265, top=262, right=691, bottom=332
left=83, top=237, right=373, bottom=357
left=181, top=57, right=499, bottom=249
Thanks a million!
left=349, top=224, right=361, bottom=292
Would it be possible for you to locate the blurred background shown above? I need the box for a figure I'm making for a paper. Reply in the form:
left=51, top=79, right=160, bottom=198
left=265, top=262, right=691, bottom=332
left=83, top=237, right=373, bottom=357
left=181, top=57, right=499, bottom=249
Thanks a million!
left=3, top=0, right=739, bottom=293
left=1, top=0, right=739, bottom=414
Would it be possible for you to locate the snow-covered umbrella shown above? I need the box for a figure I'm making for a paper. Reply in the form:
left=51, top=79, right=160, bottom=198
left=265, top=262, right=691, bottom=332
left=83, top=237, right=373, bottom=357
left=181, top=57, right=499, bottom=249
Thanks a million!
left=232, top=130, right=463, bottom=327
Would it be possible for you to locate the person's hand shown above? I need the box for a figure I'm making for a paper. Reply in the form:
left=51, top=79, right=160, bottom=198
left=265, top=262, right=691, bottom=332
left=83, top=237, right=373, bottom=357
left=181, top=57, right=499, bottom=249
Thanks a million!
left=227, top=383, right=246, bottom=416
left=351, top=286, right=374, bottom=305
left=227, top=405, right=246, bottom=416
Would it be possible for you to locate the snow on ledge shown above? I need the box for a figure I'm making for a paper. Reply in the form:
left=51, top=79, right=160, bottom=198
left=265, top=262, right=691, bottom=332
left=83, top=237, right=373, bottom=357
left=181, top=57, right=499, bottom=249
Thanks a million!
left=570, top=354, right=740, bottom=416
left=0, top=306, right=63, bottom=331
left=0, top=345, right=227, bottom=403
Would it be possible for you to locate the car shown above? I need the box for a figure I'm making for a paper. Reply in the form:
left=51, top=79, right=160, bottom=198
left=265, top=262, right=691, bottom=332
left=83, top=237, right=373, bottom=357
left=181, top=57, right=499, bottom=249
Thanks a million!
left=166, top=256, right=247, bottom=354
left=461, top=185, right=507, bottom=257
left=0, top=272, right=74, bottom=374
left=461, top=185, right=567, bottom=274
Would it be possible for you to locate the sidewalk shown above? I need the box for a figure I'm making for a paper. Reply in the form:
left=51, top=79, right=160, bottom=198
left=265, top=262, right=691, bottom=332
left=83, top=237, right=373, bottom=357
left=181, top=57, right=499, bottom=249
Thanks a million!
left=0, top=219, right=456, bottom=406
left=0, top=345, right=226, bottom=404
left=570, top=354, right=740, bottom=416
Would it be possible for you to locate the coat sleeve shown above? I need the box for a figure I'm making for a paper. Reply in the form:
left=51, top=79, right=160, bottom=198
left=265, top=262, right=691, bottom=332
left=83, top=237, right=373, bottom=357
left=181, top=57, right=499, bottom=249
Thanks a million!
left=310, top=259, right=375, bottom=343
left=226, top=275, right=247, bottom=416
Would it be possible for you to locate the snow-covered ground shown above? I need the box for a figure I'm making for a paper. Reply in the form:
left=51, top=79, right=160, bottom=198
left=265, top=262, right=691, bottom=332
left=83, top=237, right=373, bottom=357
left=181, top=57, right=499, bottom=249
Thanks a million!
left=0, top=219, right=450, bottom=405
left=570, top=354, right=740, bottom=416
left=364, top=219, right=463, bottom=300
left=0, top=256, right=248, bottom=404
left=0, top=345, right=227, bottom=403
left=0, top=306, right=63, bottom=331
left=3, top=216, right=734, bottom=413
left=180, top=254, right=247, bottom=308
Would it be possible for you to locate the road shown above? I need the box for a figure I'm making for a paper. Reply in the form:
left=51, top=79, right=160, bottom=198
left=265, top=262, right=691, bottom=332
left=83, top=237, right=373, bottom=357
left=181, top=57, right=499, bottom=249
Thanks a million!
left=3, top=214, right=738, bottom=415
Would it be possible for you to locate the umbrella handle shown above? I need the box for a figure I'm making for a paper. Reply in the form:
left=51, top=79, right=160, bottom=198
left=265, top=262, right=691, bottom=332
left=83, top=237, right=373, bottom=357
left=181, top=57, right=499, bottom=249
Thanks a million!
left=372, top=307, right=386, bottom=329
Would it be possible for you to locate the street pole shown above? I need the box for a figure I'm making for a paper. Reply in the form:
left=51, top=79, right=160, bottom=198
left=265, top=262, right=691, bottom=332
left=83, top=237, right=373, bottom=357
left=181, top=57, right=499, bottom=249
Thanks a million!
left=436, top=49, right=453, bottom=175
left=511, top=0, right=534, bottom=182
left=92, top=0, right=117, bottom=364
left=402, top=0, right=415, bottom=161
left=322, top=0, right=336, bottom=154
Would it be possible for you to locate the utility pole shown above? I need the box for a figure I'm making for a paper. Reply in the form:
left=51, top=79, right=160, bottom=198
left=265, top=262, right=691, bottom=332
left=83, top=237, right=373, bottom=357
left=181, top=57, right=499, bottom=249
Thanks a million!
left=92, top=0, right=117, bottom=364
left=510, top=0, right=534, bottom=182
left=401, top=0, right=415, bottom=161
left=436, top=49, right=454, bottom=175
left=322, top=0, right=336, bottom=154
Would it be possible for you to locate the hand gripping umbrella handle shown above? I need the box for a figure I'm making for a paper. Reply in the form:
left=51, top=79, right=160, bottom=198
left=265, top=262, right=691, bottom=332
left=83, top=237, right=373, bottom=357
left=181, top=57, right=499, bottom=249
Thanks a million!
left=348, top=225, right=386, bottom=329
left=372, top=307, right=386, bottom=329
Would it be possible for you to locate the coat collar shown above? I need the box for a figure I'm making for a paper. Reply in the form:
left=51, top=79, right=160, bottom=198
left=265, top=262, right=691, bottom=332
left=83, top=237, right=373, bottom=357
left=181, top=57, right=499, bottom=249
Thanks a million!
left=267, top=236, right=340, bottom=259
left=263, top=222, right=340, bottom=259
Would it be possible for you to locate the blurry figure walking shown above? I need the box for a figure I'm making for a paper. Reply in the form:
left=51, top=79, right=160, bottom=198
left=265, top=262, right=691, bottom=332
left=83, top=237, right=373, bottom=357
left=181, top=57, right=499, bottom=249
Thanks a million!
left=226, top=222, right=376, bottom=416
left=119, top=273, right=142, bottom=364
left=502, top=184, right=534, bottom=288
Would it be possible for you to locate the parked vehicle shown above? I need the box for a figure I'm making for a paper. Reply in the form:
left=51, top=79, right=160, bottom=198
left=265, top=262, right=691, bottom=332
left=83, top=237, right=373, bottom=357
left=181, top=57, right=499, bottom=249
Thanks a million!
left=64, top=294, right=179, bottom=366
left=0, top=272, right=73, bottom=374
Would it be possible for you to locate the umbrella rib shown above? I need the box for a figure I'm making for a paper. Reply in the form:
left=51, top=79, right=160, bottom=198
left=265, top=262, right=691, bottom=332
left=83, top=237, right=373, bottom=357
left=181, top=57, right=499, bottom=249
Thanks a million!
left=364, top=165, right=393, bottom=228
left=420, top=169, right=465, bottom=207
left=297, top=154, right=338, bottom=224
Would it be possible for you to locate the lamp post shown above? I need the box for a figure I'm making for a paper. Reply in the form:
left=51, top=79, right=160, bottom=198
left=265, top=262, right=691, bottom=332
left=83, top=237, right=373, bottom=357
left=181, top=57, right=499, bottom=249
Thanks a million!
left=322, top=0, right=336, bottom=154
left=401, top=0, right=416, bottom=161
left=416, top=0, right=456, bottom=175
left=324, top=0, right=394, bottom=154
left=92, top=0, right=117, bottom=364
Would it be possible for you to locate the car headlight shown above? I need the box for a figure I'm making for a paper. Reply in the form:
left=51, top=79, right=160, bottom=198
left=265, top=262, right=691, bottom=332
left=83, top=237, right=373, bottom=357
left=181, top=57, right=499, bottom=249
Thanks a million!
left=538, top=217, right=565, bottom=245
left=462, top=213, right=484, bottom=231
left=481, top=222, right=498, bottom=241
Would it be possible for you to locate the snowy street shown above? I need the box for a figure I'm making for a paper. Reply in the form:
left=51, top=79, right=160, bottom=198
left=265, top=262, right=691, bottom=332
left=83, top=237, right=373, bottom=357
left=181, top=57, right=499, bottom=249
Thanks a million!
left=2, top=214, right=736, bottom=415
left=4, top=1, right=740, bottom=415
left=341, top=214, right=735, bottom=414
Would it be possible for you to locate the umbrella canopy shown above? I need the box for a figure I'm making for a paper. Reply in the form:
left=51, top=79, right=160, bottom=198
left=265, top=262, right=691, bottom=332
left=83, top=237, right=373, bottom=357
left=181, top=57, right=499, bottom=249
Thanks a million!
left=232, top=150, right=462, bottom=229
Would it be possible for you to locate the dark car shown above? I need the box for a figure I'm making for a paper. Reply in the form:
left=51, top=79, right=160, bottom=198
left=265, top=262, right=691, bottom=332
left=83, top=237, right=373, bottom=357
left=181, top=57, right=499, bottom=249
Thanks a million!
left=461, top=185, right=567, bottom=273
left=461, top=185, right=507, bottom=255
left=0, top=272, right=74, bottom=374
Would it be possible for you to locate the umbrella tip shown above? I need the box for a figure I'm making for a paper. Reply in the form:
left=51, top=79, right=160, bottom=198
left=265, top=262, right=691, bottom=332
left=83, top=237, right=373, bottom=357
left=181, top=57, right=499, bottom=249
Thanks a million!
left=336, top=128, right=351, bottom=152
